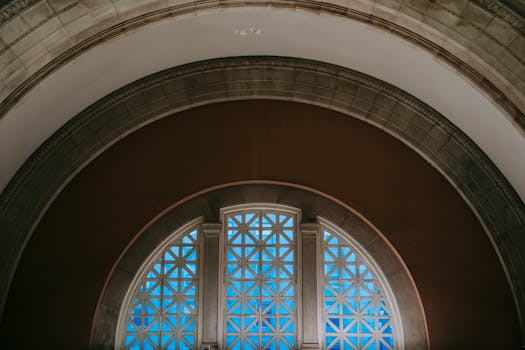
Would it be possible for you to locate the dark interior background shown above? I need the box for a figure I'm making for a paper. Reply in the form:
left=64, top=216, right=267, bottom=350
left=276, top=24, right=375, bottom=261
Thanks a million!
left=0, top=100, right=520, bottom=349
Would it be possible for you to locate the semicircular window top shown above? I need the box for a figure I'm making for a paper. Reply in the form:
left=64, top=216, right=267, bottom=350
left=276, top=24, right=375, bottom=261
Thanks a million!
left=320, top=219, right=400, bottom=350
left=116, top=205, right=403, bottom=350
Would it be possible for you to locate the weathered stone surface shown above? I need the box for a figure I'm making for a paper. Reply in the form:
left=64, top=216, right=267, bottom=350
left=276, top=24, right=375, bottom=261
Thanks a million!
left=0, top=0, right=522, bottom=136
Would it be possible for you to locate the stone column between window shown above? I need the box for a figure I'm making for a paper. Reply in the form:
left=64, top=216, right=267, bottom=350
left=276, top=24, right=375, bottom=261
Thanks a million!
left=200, top=223, right=221, bottom=350
left=301, top=223, right=321, bottom=350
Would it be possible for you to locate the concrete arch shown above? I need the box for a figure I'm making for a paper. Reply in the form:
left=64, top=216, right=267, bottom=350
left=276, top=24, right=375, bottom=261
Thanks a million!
left=0, top=56, right=523, bottom=344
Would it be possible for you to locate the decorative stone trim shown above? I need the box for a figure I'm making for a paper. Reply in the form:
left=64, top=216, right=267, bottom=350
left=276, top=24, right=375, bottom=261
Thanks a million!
left=0, top=0, right=523, bottom=134
left=0, top=0, right=40, bottom=26
left=473, top=0, right=525, bottom=32
left=0, top=56, right=523, bottom=344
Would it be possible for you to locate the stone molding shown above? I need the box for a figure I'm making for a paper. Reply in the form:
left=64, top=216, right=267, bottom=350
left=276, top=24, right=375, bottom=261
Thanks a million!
left=1, top=0, right=523, bottom=30
left=90, top=184, right=427, bottom=349
left=0, top=0, right=524, bottom=134
left=473, top=0, right=525, bottom=32
left=0, top=0, right=40, bottom=26
left=0, top=56, right=523, bottom=344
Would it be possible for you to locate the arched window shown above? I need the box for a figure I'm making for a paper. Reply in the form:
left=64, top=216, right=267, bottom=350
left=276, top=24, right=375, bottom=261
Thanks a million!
left=116, top=205, right=402, bottom=350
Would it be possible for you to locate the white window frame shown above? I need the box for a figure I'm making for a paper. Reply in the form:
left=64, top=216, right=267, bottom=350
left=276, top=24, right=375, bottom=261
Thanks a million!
left=218, top=204, right=303, bottom=350
left=317, top=217, right=405, bottom=350
left=115, top=217, right=205, bottom=350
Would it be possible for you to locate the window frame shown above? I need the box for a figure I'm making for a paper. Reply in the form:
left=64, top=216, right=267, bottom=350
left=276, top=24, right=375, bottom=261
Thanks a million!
left=115, top=217, right=205, bottom=350
left=317, top=217, right=404, bottom=350
left=218, top=204, right=303, bottom=350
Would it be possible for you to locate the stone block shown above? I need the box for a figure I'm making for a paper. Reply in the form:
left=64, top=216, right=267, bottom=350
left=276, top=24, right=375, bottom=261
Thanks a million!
left=89, top=2, right=117, bottom=22
left=21, top=1, right=54, bottom=27
left=40, top=26, right=71, bottom=51
left=64, top=13, right=94, bottom=36
left=476, top=33, right=504, bottom=60
left=0, top=16, right=29, bottom=45
left=351, top=96, right=372, bottom=116
left=48, top=0, right=79, bottom=12
left=366, top=104, right=391, bottom=126
left=485, top=17, right=519, bottom=46
left=454, top=18, right=482, bottom=42
left=19, top=42, right=48, bottom=67
left=114, top=0, right=145, bottom=15
left=463, top=1, right=493, bottom=29
left=59, top=3, right=89, bottom=25
left=420, top=124, right=450, bottom=154
left=399, top=5, right=426, bottom=23
left=512, top=35, right=525, bottom=65
left=0, top=49, right=16, bottom=68
left=0, top=59, right=23, bottom=81
left=83, top=0, right=114, bottom=8
left=373, top=0, right=403, bottom=11
left=439, top=0, right=468, bottom=16
left=428, top=4, right=462, bottom=27
left=11, top=28, right=43, bottom=56
left=405, top=0, right=429, bottom=14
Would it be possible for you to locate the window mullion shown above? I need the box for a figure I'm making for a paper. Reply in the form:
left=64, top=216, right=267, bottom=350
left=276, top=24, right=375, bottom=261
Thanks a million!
left=300, top=223, right=321, bottom=350
left=200, top=223, right=221, bottom=350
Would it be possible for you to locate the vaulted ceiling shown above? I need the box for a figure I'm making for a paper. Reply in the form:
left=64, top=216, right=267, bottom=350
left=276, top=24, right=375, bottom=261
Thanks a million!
left=0, top=0, right=524, bottom=348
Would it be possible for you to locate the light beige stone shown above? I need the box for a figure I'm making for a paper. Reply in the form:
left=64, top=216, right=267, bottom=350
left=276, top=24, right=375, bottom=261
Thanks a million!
left=89, top=2, right=117, bottom=22
left=428, top=4, right=462, bottom=28
left=114, top=0, right=146, bottom=15
left=0, top=17, right=29, bottom=45
left=48, top=0, right=79, bottom=12
left=64, top=14, right=94, bottom=36
left=439, top=0, right=468, bottom=16
left=19, top=42, right=48, bottom=67
left=486, top=17, right=519, bottom=47
left=21, top=1, right=54, bottom=27
left=0, top=49, right=16, bottom=69
left=10, top=28, right=42, bottom=56
left=463, top=1, right=493, bottom=29
left=40, top=26, right=71, bottom=51
left=0, top=59, right=24, bottom=81
left=58, top=4, right=89, bottom=25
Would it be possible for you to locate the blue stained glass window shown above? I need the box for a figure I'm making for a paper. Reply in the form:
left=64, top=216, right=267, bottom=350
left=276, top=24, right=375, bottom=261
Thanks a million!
left=224, top=210, right=297, bottom=350
left=123, top=228, right=200, bottom=350
left=322, top=229, right=395, bottom=350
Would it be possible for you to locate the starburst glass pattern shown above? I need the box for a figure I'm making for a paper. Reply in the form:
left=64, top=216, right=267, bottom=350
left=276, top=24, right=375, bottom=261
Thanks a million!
left=224, top=210, right=297, bottom=350
left=322, top=230, right=395, bottom=350
left=124, top=229, right=200, bottom=350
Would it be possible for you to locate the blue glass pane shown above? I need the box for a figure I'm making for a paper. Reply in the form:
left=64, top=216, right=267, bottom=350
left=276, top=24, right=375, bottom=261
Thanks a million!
left=322, top=227, right=397, bottom=350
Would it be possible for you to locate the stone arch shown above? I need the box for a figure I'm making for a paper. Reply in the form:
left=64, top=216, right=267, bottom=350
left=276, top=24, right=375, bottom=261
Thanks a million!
left=0, top=56, right=523, bottom=343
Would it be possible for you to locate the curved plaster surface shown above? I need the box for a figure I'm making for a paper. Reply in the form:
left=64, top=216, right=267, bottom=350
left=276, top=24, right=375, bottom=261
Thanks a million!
left=1, top=7, right=524, bottom=203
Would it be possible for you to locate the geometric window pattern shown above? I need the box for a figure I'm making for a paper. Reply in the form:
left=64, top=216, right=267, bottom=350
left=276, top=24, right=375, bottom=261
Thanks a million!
left=224, top=210, right=297, bottom=350
left=322, top=229, right=395, bottom=350
left=123, top=228, right=200, bottom=350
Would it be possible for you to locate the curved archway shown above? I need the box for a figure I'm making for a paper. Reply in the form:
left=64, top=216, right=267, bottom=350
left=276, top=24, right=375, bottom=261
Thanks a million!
left=0, top=57, right=521, bottom=348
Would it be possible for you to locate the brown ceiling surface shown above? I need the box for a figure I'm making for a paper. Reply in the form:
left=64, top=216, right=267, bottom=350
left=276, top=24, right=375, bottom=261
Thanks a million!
left=0, top=100, right=519, bottom=349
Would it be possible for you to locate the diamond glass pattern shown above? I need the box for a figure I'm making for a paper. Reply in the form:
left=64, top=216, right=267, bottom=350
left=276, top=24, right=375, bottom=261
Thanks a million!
left=322, top=230, right=395, bottom=350
left=124, top=229, right=200, bottom=350
left=224, top=210, right=297, bottom=350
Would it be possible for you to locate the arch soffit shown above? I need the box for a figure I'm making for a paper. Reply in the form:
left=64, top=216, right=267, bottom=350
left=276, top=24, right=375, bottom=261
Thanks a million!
left=0, top=57, right=523, bottom=341
left=90, top=183, right=429, bottom=350
left=0, top=0, right=523, bottom=118
left=0, top=1, right=524, bottom=217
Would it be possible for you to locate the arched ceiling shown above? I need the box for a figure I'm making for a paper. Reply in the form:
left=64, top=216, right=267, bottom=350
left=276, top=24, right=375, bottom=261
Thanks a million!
left=0, top=0, right=524, bottom=346
left=0, top=0, right=524, bottom=200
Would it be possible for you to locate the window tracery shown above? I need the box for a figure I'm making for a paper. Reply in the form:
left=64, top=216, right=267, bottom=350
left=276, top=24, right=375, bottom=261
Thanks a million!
left=117, top=205, right=401, bottom=350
